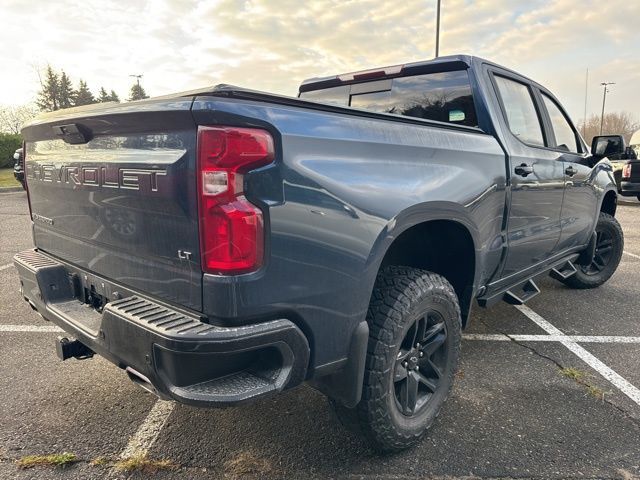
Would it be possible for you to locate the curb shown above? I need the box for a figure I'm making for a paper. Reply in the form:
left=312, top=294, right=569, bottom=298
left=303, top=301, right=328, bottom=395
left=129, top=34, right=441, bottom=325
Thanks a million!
left=0, top=187, right=25, bottom=193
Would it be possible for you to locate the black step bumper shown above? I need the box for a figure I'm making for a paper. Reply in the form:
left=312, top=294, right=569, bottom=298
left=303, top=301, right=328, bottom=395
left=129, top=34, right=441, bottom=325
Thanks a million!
left=620, top=181, right=640, bottom=196
left=13, top=249, right=310, bottom=406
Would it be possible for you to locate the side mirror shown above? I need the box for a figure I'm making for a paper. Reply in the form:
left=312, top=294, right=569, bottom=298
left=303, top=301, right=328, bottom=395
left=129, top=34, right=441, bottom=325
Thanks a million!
left=591, top=135, right=626, bottom=158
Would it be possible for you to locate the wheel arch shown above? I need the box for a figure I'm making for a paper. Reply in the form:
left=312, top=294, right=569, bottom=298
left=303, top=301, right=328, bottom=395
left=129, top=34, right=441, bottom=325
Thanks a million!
left=367, top=203, right=481, bottom=328
left=600, top=188, right=617, bottom=217
left=315, top=204, right=480, bottom=408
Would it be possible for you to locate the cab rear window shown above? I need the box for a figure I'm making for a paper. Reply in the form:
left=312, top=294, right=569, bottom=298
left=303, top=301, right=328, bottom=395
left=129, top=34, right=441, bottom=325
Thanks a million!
left=300, top=70, right=478, bottom=127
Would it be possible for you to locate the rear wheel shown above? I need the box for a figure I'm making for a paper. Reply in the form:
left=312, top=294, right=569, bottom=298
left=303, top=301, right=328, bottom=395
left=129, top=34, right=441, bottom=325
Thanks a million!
left=329, top=266, right=461, bottom=452
left=562, top=213, right=623, bottom=289
left=636, top=195, right=640, bottom=202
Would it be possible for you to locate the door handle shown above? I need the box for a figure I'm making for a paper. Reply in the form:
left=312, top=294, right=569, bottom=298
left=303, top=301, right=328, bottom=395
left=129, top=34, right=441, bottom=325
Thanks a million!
left=514, top=163, right=533, bottom=177
left=565, top=165, right=577, bottom=177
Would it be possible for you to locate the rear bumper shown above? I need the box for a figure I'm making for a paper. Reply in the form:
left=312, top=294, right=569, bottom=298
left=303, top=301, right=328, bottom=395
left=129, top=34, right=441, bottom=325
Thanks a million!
left=620, top=181, right=640, bottom=196
left=13, top=249, right=309, bottom=406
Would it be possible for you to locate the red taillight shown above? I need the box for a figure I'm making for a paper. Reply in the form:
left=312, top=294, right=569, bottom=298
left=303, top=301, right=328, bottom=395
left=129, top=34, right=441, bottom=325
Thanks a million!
left=197, top=126, right=274, bottom=274
left=622, top=162, right=632, bottom=179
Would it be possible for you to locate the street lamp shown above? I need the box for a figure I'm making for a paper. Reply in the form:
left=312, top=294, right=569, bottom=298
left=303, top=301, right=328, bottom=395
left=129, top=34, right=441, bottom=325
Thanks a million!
left=600, top=82, right=615, bottom=135
left=129, top=74, right=143, bottom=86
left=435, top=0, right=441, bottom=57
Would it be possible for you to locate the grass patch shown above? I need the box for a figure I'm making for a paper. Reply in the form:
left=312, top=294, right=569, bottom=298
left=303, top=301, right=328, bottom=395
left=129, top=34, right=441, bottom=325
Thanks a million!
left=16, top=452, right=78, bottom=469
left=560, top=367, right=611, bottom=402
left=586, top=385, right=607, bottom=400
left=224, top=451, right=273, bottom=478
left=89, top=456, right=110, bottom=467
left=0, top=168, right=20, bottom=188
left=114, top=453, right=176, bottom=473
left=560, top=367, right=586, bottom=381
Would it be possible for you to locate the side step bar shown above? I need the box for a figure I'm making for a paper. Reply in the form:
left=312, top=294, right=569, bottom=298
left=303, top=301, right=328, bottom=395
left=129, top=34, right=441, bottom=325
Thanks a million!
left=478, top=257, right=580, bottom=308
left=549, top=261, right=577, bottom=281
left=503, top=279, right=540, bottom=305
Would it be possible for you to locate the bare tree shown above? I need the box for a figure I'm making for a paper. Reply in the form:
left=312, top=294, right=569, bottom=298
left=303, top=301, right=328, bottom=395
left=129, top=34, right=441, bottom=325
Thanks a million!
left=578, top=112, right=639, bottom=146
left=0, top=104, right=39, bottom=134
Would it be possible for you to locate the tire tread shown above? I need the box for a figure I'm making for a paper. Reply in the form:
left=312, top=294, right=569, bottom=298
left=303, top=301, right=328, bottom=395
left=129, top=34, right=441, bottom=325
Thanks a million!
left=331, top=266, right=461, bottom=452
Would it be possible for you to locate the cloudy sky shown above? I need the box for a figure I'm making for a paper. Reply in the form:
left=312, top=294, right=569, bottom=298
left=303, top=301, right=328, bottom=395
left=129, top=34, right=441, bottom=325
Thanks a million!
left=1, top=0, right=638, bottom=123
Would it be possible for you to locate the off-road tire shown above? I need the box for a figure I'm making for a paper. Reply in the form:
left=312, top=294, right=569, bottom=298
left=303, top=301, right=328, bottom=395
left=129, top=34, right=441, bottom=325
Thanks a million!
left=562, top=213, right=623, bottom=289
left=329, top=266, right=461, bottom=452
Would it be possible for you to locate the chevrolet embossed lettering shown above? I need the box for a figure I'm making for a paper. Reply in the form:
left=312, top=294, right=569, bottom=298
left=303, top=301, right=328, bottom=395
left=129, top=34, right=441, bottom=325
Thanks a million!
left=28, top=164, right=167, bottom=191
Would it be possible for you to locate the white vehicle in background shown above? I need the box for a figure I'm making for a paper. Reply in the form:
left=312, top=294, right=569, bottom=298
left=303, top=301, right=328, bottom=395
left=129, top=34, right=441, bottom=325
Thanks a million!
left=630, top=130, right=640, bottom=158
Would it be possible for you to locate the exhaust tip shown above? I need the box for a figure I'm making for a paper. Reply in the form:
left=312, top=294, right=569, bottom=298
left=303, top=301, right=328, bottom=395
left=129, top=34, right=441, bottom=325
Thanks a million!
left=125, top=367, right=159, bottom=396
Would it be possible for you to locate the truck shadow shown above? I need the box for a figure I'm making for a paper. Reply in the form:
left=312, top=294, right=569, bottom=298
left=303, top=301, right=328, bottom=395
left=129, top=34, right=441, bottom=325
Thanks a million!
left=150, top=385, right=408, bottom=477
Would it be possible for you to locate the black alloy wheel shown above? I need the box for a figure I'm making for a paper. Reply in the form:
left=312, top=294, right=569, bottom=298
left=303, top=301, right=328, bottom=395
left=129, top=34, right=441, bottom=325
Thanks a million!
left=580, top=229, right=615, bottom=276
left=562, top=212, right=623, bottom=289
left=393, top=312, right=447, bottom=416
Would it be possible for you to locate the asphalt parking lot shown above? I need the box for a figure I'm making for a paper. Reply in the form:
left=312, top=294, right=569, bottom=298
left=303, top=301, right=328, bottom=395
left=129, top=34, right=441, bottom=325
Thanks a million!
left=0, top=190, right=639, bottom=479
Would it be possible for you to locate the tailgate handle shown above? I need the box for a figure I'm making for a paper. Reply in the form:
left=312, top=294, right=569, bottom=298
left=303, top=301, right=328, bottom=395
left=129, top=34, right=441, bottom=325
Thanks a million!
left=52, top=123, right=93, bottom=144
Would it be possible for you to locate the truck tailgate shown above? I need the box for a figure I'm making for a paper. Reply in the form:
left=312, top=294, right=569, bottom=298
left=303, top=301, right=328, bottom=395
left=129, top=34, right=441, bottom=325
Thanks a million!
left=22, top=98, right=202, bottom=311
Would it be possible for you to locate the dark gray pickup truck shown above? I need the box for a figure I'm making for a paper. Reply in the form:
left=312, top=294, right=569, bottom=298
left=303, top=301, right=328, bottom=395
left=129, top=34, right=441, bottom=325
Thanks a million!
left=14, top=55, right=623, bottom=452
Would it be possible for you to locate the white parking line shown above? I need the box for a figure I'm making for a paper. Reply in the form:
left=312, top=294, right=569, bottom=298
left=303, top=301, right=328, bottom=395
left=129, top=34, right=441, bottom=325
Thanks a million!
left=118, top=400, right=175, bottom=459
left=516, top=305, right=640, bottom=407
left=0, top=263, right=13, bottom=272
left=624, top=251, right=640, bottom=260
left=0, top=324, right=63, bottom=332
left=0, top=324, right=175, bottom=463
left=463, top=333, right=640, bottom=343
left=3, top=325, right=639, bottom=344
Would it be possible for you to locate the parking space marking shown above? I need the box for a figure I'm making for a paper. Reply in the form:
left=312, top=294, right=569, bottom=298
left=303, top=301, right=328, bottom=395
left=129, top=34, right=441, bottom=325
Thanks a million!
left=0, top=324, right=63, bottom=332
left=463, top=333, right=511, bottom=341
left=0, top=263, right=13, bottom=271
left=516, top=305, right=640, bottom=407
left=118, top=400, right=175, bottom=459
left=623, top=251, right=640, bottom=260
left=4, top=326, right=639, bottom=344
left=463, top=333, right=640, bottom=343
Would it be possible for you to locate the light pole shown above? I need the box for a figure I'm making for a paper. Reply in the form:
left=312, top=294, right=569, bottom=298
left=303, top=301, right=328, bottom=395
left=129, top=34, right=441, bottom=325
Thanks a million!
left=129, top=74, right=143, bottom=86
left=600, top=82, right=615, bottom=135
left=435, top=0, right=441, bottom=57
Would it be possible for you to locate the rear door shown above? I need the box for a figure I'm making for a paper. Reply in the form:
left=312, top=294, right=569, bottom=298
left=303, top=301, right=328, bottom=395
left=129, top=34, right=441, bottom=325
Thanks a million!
left=490, top=72, right=565, bottom=278
left=537, top=92, right=597, bottom=252
left=22, top=98, right=202, bottom=310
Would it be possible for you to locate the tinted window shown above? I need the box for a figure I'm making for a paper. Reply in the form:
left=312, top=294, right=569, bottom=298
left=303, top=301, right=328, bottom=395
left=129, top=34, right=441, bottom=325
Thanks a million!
left=494, top=76, right=544, bottom=146
left=349, top=71, right=478, bottom=127
left=542, top=94, right=579, bottom=153
left=299, top=85, right=349, bottom=106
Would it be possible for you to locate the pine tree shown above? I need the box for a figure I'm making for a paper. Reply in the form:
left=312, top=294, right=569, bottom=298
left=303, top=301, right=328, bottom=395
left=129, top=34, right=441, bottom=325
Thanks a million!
left=57, top=71, right=74, bottom=109
left=36, top=66, right=60, bottom=111
left=97, top=87, right=110, bottom=103
left=128, top=82, right=149, bottom=101
left=73, top=80, right=96, bottom=106
left=109, top=90, right=120, bottom=102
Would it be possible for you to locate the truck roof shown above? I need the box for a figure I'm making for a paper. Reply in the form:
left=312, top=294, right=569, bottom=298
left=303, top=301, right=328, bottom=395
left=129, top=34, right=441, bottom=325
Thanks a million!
left=298, top=54, right=541, bottom=93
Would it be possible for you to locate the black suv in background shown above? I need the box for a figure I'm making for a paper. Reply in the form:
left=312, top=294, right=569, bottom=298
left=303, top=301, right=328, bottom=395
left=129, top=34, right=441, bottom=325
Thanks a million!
left=594, top=135, right=640, bottom=200
left=13, top=148, right=25, bottom=189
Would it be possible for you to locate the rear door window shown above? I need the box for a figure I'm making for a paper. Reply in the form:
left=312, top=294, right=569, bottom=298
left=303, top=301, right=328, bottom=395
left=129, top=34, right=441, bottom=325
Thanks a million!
left=494, top=75, right=545, bottom=146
